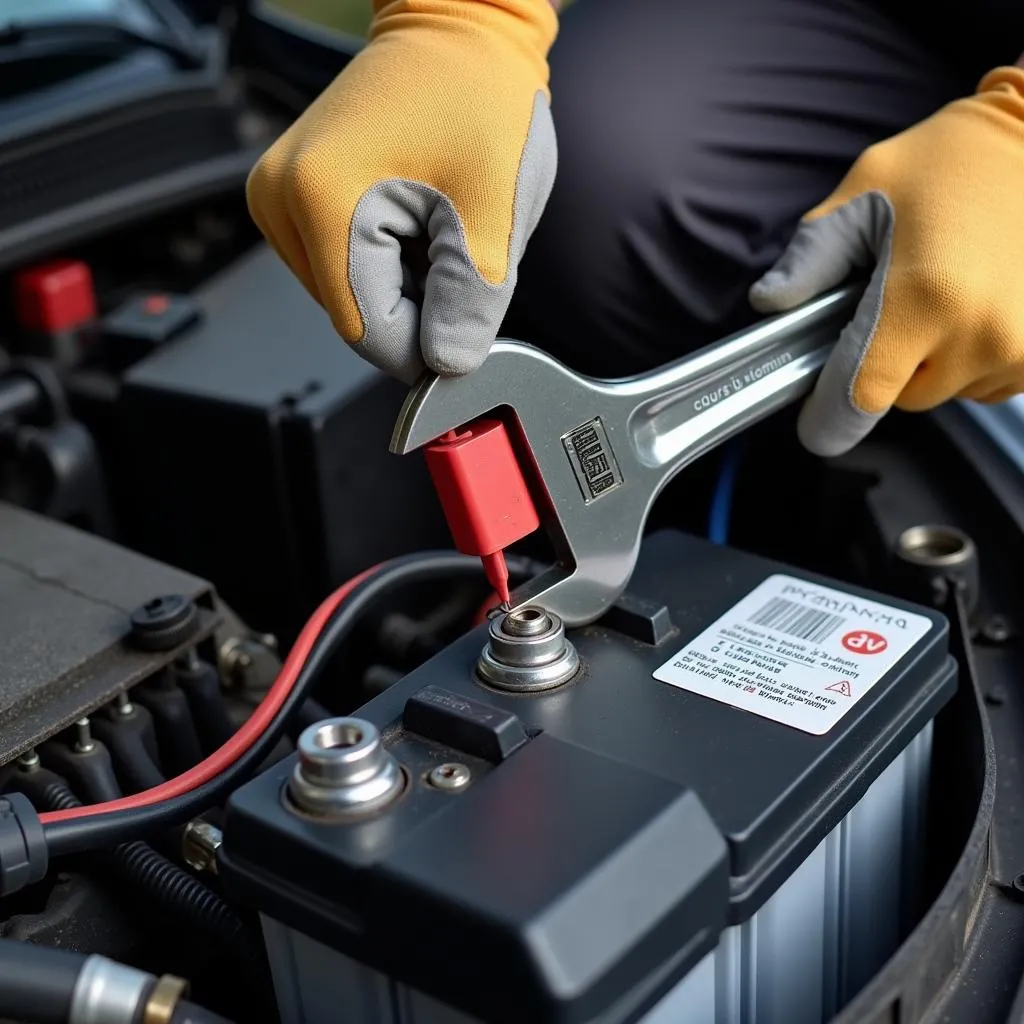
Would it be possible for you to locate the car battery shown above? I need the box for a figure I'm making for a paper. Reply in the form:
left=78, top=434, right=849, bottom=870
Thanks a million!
left=219, top=529, right=957, bottom=1024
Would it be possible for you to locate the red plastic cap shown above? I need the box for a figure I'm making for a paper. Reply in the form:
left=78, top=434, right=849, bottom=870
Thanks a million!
left=15, top=259, right=97, bottom=333
left=424, top=419, right=540, bottom=557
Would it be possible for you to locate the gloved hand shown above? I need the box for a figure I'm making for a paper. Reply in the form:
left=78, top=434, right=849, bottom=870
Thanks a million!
left=246, top=0, right=558, bottom=383
left=749, top=65, right=1024, bottom=457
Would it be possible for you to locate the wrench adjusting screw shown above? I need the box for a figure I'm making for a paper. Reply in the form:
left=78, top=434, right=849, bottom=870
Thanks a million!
left=477, top=606, right=580, bottom=692
left=287, top=717, right=403, bottom=818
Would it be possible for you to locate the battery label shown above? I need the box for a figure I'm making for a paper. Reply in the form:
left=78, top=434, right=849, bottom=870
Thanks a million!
left=652, top=574, right=934, bottom=735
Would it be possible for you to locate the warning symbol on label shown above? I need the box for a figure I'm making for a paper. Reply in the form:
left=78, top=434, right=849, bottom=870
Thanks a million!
left=841, top=630, right=888, bottom=655
left=826, top=680, right=853, bottom=697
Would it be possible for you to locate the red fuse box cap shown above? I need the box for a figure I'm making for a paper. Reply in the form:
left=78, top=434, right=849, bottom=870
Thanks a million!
left=15, top=260, right=97, bottom=333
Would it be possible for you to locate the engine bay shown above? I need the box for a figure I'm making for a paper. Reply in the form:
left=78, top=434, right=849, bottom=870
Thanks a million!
left=3, top=3, right=1024, bottom=1024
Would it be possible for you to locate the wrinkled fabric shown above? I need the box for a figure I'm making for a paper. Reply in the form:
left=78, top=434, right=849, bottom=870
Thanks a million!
left=506, top=0, right=1005, bottom=382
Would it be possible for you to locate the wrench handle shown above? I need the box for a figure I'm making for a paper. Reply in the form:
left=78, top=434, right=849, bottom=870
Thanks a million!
left=623, top=283, right=863, bottom=474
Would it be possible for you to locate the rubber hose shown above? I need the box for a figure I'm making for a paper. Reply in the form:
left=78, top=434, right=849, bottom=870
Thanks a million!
left=91, top=710, right=166, bottom=792
left=117, top=742, right=166, bottom=792
left=175, top=657, right=236, bottom=754
left=0, top=937, right=80, bottom=1024
left=35, top=778, right=262, bottom=968
left=0, top=939, right=238, bottom=1024
left=170, top=1000, right=238, bottom=1024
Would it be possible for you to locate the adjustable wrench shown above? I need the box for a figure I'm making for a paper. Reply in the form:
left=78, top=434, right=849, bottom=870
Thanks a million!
left=391, top=284, right=862, bottom=627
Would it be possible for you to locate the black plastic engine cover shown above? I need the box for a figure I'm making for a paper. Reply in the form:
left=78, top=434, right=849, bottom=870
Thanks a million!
left=114, top=245, right=450, bottom=642
left=0, top=502, right=218, bottom=764
left=220, top=530, right=956, bottom=1024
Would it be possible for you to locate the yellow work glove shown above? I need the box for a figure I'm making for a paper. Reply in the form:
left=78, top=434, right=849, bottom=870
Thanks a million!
left=750, top=65, right=1024, bottom=456
left=246, top=0, right=558, bottom=383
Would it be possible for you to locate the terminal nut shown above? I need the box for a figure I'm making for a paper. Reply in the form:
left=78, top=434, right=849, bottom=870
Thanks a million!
left=287, top=718, right=403, bottom=818
left=181, top=820, right=222, bottom=875
left=477, top=607, right=580, bottom=692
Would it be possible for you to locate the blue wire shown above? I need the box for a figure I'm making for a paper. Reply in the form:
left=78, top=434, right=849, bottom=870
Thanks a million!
left=707, top=440, right=744, bottom=545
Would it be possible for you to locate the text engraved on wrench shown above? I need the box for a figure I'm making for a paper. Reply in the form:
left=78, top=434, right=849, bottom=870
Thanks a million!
left=691, top=349, right=795, bottom=415
left=561, top=417, right=623, bottom=504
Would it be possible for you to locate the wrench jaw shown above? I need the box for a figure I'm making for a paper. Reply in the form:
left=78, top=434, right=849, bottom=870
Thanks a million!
left=390, top=341, right=608, bottom=623
left=389, top=341, right=567, bottom=455
left=506, top=564, right=633, bottom=629
left=504, top=562, right=575, bottom=618
left=389, top=342, right=649, bottom=628
left=389, top=371, right=456, bottom=456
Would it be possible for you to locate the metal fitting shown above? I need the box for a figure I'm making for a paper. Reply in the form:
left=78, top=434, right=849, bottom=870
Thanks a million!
left=70, top=956, right=153, bottom=1024
left=476, top=606, right=580, bottom=692
left=896, top=524, right=974, bottom=569
left=219, top=636, right=254, bottom=676
left=73, top=718, right=95, bottom=754
left=142, top=975, right=190, bottom=1024
left=218, top=632, right=278, bottom=689
left=428, top=763, right=472, bottom=791
left=894, top=524, right=979, bottom=614
left=181, top=820, right=223, bottom=875
left=287, top=718, right=403, bottom=818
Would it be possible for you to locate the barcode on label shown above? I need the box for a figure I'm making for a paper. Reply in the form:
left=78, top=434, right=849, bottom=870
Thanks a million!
left=748, top=597, right=844, bottom=643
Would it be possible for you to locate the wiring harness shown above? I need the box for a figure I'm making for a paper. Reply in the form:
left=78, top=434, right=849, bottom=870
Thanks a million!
left=0, top=549, right=541, bottom=1024
left=1, top=551, right=538, bottom=872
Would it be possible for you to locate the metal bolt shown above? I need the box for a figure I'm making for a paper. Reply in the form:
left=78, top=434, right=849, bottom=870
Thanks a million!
left=982, top=615, right=1012, bottom=645
left=115, top=691, right=134, bottom=717
left=428, top=763, right=471, bottom=792
left=219, top=637, right=258, bottom=683
left=287, top=718, right=403, bottom=817
left=73, top=718, right=95, bottom=754
left=182, top=820, right=223, bottom=875
left=17, top=750, right=39, bottom=771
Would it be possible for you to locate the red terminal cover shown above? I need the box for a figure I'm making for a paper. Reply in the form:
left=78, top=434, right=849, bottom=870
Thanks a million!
left=424, top=419, right=540, bottom=557
left=15, top=260, right=97, bottom=333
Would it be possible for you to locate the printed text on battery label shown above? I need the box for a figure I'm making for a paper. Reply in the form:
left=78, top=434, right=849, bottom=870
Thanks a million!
left=652, top=574, right=934, bottom=735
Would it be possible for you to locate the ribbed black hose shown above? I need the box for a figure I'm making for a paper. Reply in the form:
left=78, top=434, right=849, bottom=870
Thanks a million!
left=36, top=778, right=262, bottom=968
